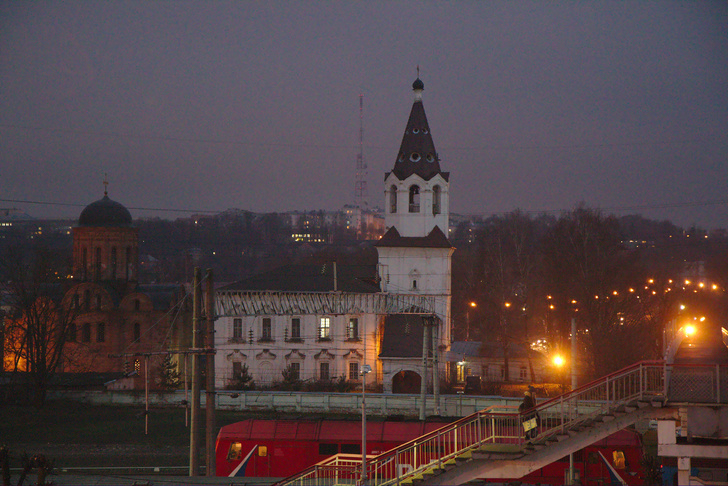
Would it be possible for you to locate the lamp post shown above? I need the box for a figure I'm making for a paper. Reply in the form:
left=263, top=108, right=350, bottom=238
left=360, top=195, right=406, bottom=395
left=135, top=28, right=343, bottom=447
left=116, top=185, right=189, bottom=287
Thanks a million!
left=466, top=301, right=476, bottom=340
left=360, top=363, right=372, bottom=484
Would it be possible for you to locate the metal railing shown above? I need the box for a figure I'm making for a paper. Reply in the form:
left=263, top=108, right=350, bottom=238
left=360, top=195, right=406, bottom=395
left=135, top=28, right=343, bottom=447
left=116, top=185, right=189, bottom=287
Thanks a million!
left=278, top=361, right=728, bottom=486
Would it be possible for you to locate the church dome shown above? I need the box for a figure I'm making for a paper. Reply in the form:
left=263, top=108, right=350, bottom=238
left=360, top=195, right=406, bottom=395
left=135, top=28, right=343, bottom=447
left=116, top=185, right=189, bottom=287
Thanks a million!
left=78, top=195, right=133, bottom=227
left=412, top=78, right=424, bottom=90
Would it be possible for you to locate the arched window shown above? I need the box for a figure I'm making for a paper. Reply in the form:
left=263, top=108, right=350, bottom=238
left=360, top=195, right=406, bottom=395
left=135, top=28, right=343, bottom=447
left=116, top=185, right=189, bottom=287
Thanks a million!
left=389, top=185, right=397, bottom=213
left=125, top=247, right=132, bottom=280
left=409, top=185, right=420, bottom=213
left=432, top=185, right=441, bottom=215
left=82, top=247, right=88, bottom=280
left=110, top=247, right=117, bottom=279
left=95, top=247, right=101, bottom=280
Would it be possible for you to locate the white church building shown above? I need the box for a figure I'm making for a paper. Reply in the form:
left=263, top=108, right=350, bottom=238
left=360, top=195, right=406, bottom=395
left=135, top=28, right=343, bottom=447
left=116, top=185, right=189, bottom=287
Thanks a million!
left=214, top=77, right=454, bottom=393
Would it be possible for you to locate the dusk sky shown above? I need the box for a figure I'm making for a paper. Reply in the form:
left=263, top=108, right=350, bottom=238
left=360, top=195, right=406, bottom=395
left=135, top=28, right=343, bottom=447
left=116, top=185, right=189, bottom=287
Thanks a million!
left=1, top=2, right=727, bottom=229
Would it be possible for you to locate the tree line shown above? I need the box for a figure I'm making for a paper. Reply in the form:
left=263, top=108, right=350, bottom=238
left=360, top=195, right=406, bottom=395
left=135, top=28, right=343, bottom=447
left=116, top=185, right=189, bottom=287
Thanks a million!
left=450, top=206, right=728, bottom=381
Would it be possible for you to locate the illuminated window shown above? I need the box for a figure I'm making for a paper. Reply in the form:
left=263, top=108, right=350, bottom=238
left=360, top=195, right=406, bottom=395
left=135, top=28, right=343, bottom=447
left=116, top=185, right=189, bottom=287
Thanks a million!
left=347, top=318, right=359, bottom=340
left=349, top=362, right=359, bottom=380
left=134, top=359, right=141, bottom=373
left=227, top=442, right=242, bottom=461
left=319, top=317, right=331, bottom=340
left=613, top=450, right=626, bottom=470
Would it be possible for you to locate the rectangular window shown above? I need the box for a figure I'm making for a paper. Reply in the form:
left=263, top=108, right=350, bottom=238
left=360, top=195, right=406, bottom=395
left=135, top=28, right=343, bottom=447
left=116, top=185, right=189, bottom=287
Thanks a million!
left=67, top=323, right=77, bottom=342
left=347, top=318, right=359, bottom=340
left=232, top=361, right=243, bottom=379
left=232, top=318, right=243, bottom=340
left=96, top=322, right=105, bottom=342
left=519, top=366, right=528, bottom=381
left=319, top=362, right=330, bottom=381
left=290, top=362, right=300, bottom=381
left=341, top=444, right=361, bottom=454
left=349, top=362, right=359, bottom=380
left=319, top=443, right=338, bottom=455
left=261, top=318, right=272, bottom=341
left=291, top=318, right=301, bottom=339
left=82, top=323, right=91, bottom=343
left=319, top=317, right=331, bottom=340
left=227, top=442, right=242, bottom=461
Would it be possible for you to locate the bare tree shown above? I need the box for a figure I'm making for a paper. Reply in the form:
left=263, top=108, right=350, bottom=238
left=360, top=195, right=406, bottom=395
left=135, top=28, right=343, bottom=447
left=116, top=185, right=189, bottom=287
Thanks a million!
left=1, top=246, right=78, bottom=406
left=541, top=206, right=651, bottom=378
left=475, top=211, right=541, bottom=381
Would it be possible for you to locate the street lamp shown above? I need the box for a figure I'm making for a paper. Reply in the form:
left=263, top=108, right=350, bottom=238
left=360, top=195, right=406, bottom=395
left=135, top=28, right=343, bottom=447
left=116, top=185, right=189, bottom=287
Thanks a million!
left=360, top=363, right=372, bottom=483
left=466, top=301, right=477, bottom=340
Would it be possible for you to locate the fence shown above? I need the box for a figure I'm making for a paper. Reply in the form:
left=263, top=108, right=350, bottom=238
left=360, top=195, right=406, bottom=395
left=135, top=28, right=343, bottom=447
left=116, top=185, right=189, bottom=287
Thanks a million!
left=280, top=361, right=674, bottom=486
left=46, top=388, right=524, bottom=418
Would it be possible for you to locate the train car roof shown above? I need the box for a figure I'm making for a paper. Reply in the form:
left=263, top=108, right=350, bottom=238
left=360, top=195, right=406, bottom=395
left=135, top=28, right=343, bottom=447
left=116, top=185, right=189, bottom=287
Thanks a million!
left=217, top=419, right=447, bottom=442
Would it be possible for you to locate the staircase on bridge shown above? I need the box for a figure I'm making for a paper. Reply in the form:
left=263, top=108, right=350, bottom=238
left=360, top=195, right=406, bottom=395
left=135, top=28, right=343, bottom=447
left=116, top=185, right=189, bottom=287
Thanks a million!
left=277, top=360, right=728, bottom=486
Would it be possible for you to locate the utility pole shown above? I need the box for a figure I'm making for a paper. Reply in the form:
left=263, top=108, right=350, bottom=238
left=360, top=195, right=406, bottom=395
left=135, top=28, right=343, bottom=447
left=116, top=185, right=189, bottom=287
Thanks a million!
left=419, top=316, right=429, bottom=421
left=568, top=317, right=577, bottom=485
left=189, top=267, right=201, bottom=476
left=431, top=315, right=440, bottom=416
left=205, top=269, right=216, bottom=476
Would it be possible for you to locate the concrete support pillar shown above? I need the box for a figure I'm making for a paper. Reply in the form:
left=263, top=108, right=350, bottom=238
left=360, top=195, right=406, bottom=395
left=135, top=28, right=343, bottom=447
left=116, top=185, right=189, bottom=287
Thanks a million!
left=678, top=456, right=690, bottom=485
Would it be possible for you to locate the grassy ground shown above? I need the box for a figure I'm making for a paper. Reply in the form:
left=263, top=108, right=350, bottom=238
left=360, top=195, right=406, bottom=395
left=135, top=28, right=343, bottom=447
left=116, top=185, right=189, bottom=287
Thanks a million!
left=2, top=399, right=368, bottom=473
left=1, top=400, right=267, bottom=470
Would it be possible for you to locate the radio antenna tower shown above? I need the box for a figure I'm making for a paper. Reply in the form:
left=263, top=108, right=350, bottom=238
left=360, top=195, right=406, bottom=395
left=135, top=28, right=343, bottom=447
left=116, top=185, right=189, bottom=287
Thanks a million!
left=354, top=94, right=368, bottom=209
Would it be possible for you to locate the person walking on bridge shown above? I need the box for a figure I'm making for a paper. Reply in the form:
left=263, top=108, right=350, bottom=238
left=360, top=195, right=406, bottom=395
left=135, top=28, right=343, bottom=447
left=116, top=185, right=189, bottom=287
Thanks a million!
left=519, top=386, right=540, bottom=440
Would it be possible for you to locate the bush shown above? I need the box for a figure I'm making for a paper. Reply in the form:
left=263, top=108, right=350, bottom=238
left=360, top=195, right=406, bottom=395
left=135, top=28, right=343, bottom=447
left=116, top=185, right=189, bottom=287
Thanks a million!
left=226, top=364, right=255, bottom=391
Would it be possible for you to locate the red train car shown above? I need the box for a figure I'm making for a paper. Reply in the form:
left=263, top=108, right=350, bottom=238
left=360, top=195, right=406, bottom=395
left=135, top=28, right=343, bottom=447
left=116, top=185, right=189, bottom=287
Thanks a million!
left=215, top=418, right=447, bottom=478
left=217, top=418, right=646, bottom=484
left=515, top=429, right=645, bottom=485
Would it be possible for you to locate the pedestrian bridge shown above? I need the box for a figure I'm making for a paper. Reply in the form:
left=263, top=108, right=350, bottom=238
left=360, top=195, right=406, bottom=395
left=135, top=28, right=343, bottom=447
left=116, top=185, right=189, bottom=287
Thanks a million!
left=277, top=360, right=727, bottom=485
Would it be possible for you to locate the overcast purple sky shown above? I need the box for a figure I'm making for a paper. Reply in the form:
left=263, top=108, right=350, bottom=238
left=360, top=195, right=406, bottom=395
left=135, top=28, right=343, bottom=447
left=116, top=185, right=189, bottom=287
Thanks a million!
left=1, top=2, right=727, bottom=229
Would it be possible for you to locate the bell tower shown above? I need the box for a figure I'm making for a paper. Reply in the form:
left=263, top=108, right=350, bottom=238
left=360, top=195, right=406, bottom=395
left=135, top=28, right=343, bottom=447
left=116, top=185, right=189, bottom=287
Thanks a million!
left=383, top=77, right=449, bottom=238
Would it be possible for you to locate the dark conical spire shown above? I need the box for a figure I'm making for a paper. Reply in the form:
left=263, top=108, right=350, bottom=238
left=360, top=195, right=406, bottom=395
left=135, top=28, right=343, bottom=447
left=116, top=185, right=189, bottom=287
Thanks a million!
left=389, top=77, right=448, bottom=182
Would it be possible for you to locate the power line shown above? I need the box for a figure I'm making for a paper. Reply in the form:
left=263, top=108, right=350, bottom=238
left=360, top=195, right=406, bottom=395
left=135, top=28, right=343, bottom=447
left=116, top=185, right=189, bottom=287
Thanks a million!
left=2, top=123, right=724, bottom=152
left=3, top=196, right=728, bottom=221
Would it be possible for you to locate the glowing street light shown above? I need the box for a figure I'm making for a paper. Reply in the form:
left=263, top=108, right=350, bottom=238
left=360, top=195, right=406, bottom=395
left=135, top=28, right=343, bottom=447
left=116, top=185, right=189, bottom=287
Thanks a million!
left=360, top=364, right=372, bottom=482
